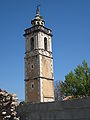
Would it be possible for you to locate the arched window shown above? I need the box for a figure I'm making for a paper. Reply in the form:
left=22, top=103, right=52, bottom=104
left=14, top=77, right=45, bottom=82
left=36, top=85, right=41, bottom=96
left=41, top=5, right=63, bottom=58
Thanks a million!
left=44, top=37, right=47, bottom=51
left=37, top=21, right=40, bottom=25
left=31, top=37, right=34, bottom=50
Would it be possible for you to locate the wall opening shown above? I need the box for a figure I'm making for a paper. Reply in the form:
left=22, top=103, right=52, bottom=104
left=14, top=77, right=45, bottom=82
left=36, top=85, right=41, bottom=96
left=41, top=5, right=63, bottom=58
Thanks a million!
left=44, top=37, right=47, bottom=51
left=31, top=37, right=34, bottom=51
left=31, top=82, right=34, bottom=90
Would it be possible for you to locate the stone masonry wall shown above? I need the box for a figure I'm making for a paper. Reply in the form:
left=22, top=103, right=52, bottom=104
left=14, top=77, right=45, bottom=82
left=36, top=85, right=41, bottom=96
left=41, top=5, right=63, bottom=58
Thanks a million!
left=17, top=97, right=90, bottom=120
left=0, top=89, right=19, bottom=120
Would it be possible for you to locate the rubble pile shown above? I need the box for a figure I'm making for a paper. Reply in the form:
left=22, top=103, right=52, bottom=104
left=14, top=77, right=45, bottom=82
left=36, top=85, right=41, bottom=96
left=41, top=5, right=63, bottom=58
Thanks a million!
left=0, top=89, right=19, bottom=120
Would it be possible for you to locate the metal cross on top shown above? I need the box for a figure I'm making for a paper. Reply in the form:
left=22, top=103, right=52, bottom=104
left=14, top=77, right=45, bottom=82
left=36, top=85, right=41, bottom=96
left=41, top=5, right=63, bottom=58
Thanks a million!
left=37, top=0, right=40, bottom=10
left=36, top=0, right=40, bottom=16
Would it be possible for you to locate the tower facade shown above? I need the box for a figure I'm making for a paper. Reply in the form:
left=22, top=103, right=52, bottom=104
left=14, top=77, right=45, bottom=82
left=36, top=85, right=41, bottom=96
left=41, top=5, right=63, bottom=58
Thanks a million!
left=24, top=7, right=54, bottom=103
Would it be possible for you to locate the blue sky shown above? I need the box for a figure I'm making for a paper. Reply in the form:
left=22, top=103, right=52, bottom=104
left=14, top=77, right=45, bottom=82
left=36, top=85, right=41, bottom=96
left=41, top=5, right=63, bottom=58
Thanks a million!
left=0, top=0, right=90, bottom=101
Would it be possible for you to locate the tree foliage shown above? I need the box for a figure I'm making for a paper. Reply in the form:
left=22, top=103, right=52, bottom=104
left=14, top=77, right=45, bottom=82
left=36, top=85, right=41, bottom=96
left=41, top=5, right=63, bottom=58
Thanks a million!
left=62, top=60, right=90, bottom=98
left=54, top=60, right=90, bottom=100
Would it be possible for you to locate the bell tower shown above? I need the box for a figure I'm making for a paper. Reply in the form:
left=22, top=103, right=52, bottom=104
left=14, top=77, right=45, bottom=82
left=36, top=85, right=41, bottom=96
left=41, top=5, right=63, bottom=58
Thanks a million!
left=24, top=7, right=54, bottom=103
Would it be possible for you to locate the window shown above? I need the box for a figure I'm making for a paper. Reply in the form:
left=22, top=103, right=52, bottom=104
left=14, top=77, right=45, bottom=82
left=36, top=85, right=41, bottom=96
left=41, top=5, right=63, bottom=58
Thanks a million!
left=31, top=82, right=34, bottom=90
left=32, top=84, right=34, bottom=88
left=31, top=64, right=34, bottom=69
left=31, top=65, right=34, bottom=69
left=44, top=37, right=47, bottom=51
left=41, top=22, right=43, bottom=25
left=31, top=37, right=34, bottom=50
left=37, top=22, right=39, bottom=25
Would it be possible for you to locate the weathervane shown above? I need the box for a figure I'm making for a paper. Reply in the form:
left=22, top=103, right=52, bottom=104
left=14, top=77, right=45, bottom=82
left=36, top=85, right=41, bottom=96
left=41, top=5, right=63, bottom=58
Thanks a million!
left=37, top=0, right=40, bottom=8
left=36, top=0, right=40, bottom=16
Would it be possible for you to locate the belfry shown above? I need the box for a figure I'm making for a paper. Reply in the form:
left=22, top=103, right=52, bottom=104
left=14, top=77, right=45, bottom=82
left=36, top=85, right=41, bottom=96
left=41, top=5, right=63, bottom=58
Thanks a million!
left=24, top=6, right=54, bottom=103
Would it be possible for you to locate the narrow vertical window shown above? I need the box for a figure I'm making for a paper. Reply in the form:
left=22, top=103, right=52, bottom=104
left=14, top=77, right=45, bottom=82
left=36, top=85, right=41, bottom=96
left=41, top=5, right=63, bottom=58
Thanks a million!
left=44, top=37, right=47, bottom=51
left=31, top=37, right=34, bottom=50
left=31, top=82, right=34, bottom=90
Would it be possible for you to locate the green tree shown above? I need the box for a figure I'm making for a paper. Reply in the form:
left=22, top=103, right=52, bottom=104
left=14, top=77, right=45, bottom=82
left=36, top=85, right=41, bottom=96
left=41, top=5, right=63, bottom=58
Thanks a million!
left=62, top=60, right=90, bottom=98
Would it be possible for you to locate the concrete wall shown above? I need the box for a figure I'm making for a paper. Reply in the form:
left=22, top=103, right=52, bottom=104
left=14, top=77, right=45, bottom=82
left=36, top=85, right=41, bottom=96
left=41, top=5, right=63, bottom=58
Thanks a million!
left=17, top=97, right=90, bottom=120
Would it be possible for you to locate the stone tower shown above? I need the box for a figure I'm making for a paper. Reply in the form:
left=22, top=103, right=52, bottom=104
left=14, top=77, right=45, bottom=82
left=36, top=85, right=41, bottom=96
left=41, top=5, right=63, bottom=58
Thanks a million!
left=24, top=7, right=54, bottom=103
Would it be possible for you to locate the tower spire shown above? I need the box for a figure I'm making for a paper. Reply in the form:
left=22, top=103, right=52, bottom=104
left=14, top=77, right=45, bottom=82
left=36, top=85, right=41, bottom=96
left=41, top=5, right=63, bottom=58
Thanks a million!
left=31, top=0, right=45, bottom=26
left=36, top=5, right=40, bottom=16
left=36, top=0, right=40, bottom=16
